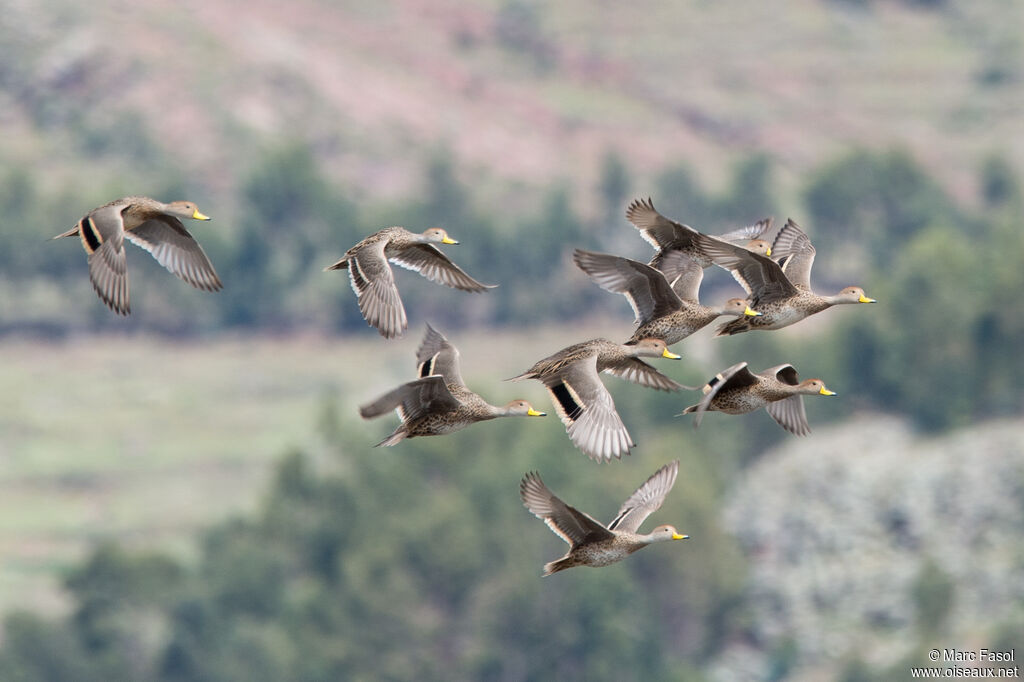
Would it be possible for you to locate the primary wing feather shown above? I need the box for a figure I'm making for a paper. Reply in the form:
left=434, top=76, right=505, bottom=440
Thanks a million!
left=543, top=355, right=635, bottom=462
left=717, top=217, right=775, bottom=244
left=359, top=376, right=460, bottom=421
left=349, top=241, right=408, bottom=339
left=770, top=219, right=816, bottom=290
left=520, top=472, right=613, bottom=547
left=603, top=358, right=684, bottom=392
left=125, top=217, right=222, bottom=291
left=415, top=323, right=466, bottom=387
left=85, top=203, right=130, bottom=315
left=626, top=197, right=699, bottom=250
left=694, top=234, right=799, bottom=305
left=607, top=460, right=680, bottom=533
left=765, top=395, right=811, bottom=436
left=390, top=243, right=494, bottom=292
left=573, top=249, right=682, bottom=323
left=654, top=250, right=705, bottom=303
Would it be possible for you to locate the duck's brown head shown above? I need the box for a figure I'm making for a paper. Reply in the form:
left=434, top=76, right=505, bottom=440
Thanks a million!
left=835, top=286, right=875, bottom=304
left=746, top=239, right=772, bottom=258
left=720, top=298, right=761, bottom=318
left=800, top=379, right=836, bottom=396
left=420, top=227, right=458, bottom=245
left=505, top=400, right=546, bottom=417
left=650, top=524, right=689, bottom=542
left=166, top=201, right=210, bottom=221
left=632, top=338, right=681, bottom=360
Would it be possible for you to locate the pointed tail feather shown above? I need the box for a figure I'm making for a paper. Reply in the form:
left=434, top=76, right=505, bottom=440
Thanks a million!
left=374, top=429, right=407, bottom=447
left=324, top=257, right=350, bottom=271
left=716, top=318, right=749, bottom=336
left=52, top=226, right=80, bottom=240
left=679, top=403, right=708, bottom=429
left=542, top=557, right=575, bottom=576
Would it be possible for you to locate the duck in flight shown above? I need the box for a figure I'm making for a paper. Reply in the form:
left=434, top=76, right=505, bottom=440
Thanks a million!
left=325, top=227, right=494, bottom=339
left=360, top=324, right=545, bottom=446
left=53, top=196, right=222, bottom=315
left=573, top=248, right=760, bottom=347
left=520, top=460, right=688, bottom=575
left=680, top=361, right=836, bottom=435
left=510, top=338, right=682, bottom=462
left=691, top=219, right=875, bottom=335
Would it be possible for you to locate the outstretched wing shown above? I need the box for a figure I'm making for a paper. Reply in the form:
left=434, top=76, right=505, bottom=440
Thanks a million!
left=770, top=219, right=816, bottom=291
left=573, top=249, right=682, bottom=324
left=415, top=323, right=466, bottom=387
left=84, top=203, right=130, bottom=315
left=765, top=396, right=811, bottom=436
left=760, top=364, right=800, bottom=386
left=359, top=375, right=460, bottom=422
left=718, top=217, right=775, bottom=245
left=759, top=363, right=811, bottom=436
left=390, top=244, right=495, bottom=292
left=626, top=197, right=699, bottom=251
left=607, top=460, right=680, bottom=533
left=694, top=234, right=799, bottom=306
left=603, top=358, right=684, bottom=392
left=686, top=361, right=758, bottom=429
left=655, top=250, right=705, bottom=304
left=520, top=472, right=614, bottom=547
left=349, top=241, right=408, bottom=339
left=125, top=217, right=222, bottom=292
left=542, top=354, right=635, bottom=462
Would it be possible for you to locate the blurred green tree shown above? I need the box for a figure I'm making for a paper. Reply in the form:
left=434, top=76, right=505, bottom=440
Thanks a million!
left=223, top=143, right=358, bottom=329
left=1, top=410, right=749, bottom=681
left=911, top=559, right=955, bottom=635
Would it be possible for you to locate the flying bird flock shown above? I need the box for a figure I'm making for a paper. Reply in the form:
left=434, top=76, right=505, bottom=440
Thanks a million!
left=57, top=195, right=874, bottom=574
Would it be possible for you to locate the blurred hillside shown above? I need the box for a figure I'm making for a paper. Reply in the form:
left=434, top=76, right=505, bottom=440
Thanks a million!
left=2, top=0, right=1022, bottom=337
left=2, top=0, right=1020, bottom=204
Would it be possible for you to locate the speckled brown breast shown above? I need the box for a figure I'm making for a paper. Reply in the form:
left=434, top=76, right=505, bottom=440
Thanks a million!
left=630, top=306, right=718, bottom=345
left=403, top=385, right=493, bottom=437
left=404, top=412, right=469, bottom=437
left=566, top=535, right=647, bottom=568
left=707, top=387, right=768, bottom=415
left=760, top=294, right=828, bottom=327
left=710, top=379, right=795, bottom=414
left=723, top=292, right=832, bottom=333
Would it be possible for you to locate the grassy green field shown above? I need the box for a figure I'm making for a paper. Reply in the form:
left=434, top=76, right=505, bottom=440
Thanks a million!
left=3, top=324, right=699, bottom=616
left=0, top=336, right=338, bottom=616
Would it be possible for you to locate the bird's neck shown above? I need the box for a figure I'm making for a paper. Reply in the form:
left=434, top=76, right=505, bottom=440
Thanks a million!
left=483, top=404, right=509, bottom=419
left=637, top=533, right=663, bottom=546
